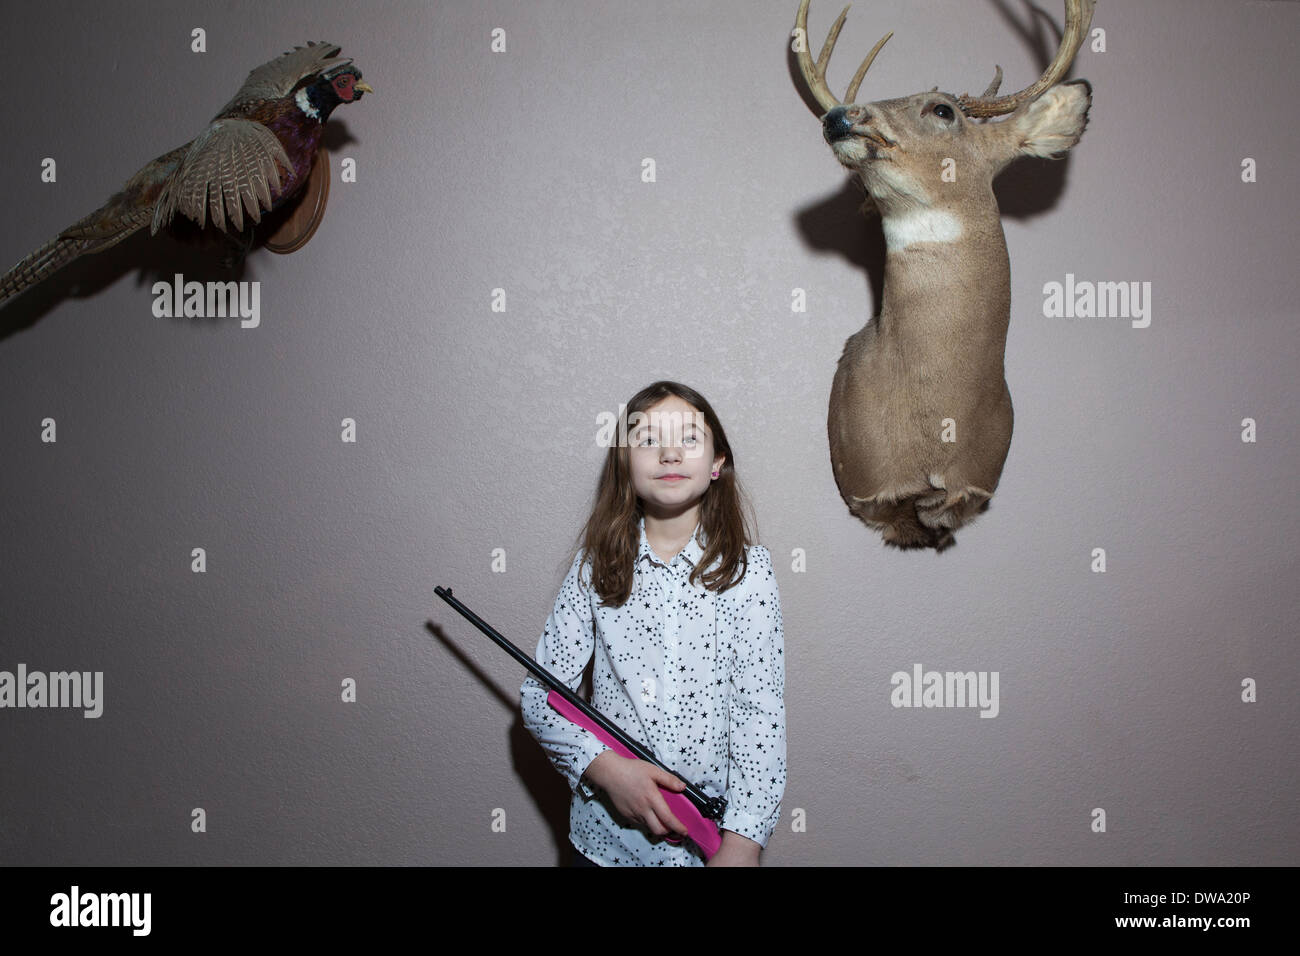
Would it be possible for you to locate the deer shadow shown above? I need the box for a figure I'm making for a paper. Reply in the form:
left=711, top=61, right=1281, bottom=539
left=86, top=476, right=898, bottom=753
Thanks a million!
left=0, top=123, right=360, bottom=343
left=789, top=0, right=1084, bottom=313
left=796, top=160, right=1074, bottom=314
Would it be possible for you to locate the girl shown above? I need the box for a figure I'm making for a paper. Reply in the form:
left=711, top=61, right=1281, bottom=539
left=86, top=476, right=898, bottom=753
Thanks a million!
left=520, top=381, right=786, bottom=867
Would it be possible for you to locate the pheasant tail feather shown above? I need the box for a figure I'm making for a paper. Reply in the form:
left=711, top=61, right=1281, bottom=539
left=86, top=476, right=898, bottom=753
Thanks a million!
left=0, top=143, right=188, bottom=308
left=0, top=207, right=153, bottom=308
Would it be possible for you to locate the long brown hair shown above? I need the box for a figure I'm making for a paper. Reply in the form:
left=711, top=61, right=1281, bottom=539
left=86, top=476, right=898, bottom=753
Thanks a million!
left=567, top=381, right=758, bottom=607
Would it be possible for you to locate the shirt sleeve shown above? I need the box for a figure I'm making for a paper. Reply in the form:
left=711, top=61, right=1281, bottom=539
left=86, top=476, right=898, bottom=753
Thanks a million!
left=720, top=544, right=787, bottom=848
left=519, top=550, right=609, bottom=797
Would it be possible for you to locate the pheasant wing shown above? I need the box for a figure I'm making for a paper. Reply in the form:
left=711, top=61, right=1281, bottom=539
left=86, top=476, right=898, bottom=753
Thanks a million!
left=218, top=41, right=347, bottom=114
left=151, top=119, right=291, bottom=234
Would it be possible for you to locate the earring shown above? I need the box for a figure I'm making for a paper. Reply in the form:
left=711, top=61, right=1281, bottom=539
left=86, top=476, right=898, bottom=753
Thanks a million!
left=711, top=471, right=719, bottom=478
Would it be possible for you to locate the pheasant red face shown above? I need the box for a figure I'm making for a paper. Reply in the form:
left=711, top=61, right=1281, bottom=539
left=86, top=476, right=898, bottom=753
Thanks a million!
left=330, top=69, right=373, bottom=102
left=295, top=64, right=371, bottom=122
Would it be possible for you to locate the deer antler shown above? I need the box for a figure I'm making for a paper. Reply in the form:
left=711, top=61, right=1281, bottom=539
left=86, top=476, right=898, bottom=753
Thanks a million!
left=958, top=0, right=1096, bottom=117
left=795, top=1, right=1095, bottom=119
left=794, top=0, right=893, bottom=114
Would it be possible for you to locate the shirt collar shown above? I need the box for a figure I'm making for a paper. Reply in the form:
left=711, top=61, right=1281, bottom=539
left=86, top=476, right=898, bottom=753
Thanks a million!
left=636, top=514, right=706, bottom=569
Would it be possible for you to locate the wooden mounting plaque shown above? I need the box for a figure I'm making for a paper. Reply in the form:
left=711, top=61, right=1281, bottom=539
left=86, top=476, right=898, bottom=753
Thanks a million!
left=265, top=147, right=331, bottom=254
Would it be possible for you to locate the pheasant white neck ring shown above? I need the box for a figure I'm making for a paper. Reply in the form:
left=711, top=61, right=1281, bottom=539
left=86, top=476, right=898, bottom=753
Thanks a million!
left=295, top=87, right=321, bottom=120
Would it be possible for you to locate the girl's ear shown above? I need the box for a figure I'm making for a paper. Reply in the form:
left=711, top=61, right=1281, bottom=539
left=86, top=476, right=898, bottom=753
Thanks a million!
left=713, top=453, right=726, bottom=476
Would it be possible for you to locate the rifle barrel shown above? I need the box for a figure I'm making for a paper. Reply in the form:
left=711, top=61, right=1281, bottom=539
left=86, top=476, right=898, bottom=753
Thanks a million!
left=434, top=586, right=725, bottom=820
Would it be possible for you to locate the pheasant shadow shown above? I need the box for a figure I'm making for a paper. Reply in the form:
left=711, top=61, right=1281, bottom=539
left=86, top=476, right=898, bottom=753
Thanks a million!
left=320, top=123, right=359, bottom=154
left=0, top=227, right=251, bottom=341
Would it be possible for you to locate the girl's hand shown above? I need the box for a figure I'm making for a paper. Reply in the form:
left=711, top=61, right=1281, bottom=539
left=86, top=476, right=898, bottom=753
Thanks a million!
left=583, top=751, right=689, bottom=838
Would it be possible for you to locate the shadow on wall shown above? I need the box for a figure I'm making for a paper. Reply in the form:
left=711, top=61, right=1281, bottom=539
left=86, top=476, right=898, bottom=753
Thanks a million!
left=792, top=158, right=1075, bottom=320
left=427, top=620, right=572, bottom=864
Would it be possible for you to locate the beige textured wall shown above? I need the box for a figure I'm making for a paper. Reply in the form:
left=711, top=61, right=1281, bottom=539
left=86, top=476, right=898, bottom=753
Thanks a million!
left=0, top=0, right=1296, bottom=865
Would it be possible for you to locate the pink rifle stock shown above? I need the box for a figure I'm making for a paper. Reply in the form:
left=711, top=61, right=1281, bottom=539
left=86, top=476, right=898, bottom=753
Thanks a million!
left=548, top=690, right=723, bottom=860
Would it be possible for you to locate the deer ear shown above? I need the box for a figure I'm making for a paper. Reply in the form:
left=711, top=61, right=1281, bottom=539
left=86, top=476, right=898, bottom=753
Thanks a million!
left=1011, top=79, right=1091, bottom=159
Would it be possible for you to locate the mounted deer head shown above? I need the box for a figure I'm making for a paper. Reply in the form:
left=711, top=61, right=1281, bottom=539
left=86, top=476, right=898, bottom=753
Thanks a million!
left=794, top=0, right=1095, bottom=551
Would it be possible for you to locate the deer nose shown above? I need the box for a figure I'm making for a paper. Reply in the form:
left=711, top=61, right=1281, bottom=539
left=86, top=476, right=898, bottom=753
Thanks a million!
left=823, top=105, right=864, bottom=143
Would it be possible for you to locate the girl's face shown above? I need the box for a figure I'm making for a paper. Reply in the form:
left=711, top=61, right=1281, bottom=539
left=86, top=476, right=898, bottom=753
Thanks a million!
left=627, top=395, right=726, bottom=521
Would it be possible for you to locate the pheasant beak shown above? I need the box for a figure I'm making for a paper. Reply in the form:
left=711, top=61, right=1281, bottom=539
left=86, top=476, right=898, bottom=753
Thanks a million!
left=356, top=81, right=375, bottom=95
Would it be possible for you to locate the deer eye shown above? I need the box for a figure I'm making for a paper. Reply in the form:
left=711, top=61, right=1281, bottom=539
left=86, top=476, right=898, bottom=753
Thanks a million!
left=932, top=103, right=955, bottom=121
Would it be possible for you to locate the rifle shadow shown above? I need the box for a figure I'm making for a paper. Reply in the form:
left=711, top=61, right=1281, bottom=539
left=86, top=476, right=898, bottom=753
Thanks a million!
left=426, top=620, right=574, bottom=865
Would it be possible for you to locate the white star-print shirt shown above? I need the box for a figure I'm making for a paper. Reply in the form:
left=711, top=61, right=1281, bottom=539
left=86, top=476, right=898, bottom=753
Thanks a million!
left=521, top=515, right=786, bottom=866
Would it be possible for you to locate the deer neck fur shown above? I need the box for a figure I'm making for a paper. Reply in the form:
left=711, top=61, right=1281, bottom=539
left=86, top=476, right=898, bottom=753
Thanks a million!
left=874, top=193, right=1011, bottom=365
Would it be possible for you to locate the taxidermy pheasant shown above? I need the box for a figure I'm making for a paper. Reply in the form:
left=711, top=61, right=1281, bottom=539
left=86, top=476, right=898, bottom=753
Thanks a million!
left=0, top=42, right=371, bottom=308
